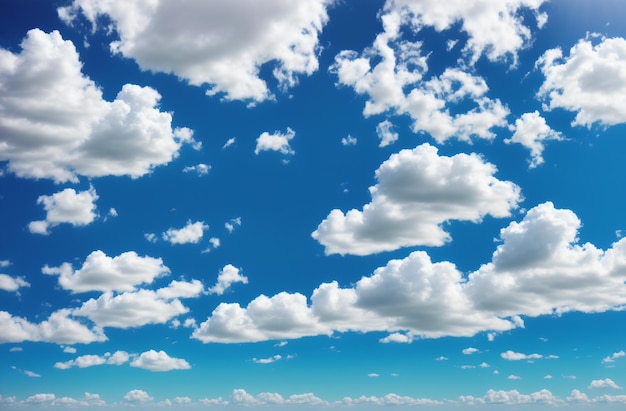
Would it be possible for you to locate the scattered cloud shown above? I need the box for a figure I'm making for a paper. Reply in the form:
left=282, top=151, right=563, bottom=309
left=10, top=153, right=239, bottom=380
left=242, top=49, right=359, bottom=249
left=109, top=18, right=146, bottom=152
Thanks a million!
left=506, top=111, right=563, bottom=168
left=54, top=351, right=130, bottom=370
left=42, top=250, right=170, bottom=293
left=28, top=186, right=99, bottom=235
left=182, top=163, right=211, bottom=176
left=23, top=370, right=40, bottom=378
left=459, top=389, right=560, bottom=406
left=538, top=36, right=626, bottom=127
left=462, top=347, right=479, bottom=355
left=376, top=120, right=398, bottom=147
left=0, top=29, right=195, bottom=182
left=603, top=350, right=625, bottom=365
left=124, top=389, right=153, bottom=403
left=252, top=355, right=282, bottom=364
left=223, top=137, right=236, bottom=149
left=0, top=274, right=30, bottom=292
left=589, top=378, right=623, bottom=390
left=9, top=347, right=22, bottom=352
left=162, top=220, right=209, bottom=245
left=208, top=264, right=248, bottom=296
left=341, top=135, right=357, bottom=146
left=130, top=350, right=191, bottom=372
left=508, top=375, right=522, bottom=380
left=313, top=143, right=521, bottom=255
left=379, top=332, right=413, bottom=344
left=225, top=217, right=242, bottom=233
left=255, top=128, right=295, bottom=155
left=500, top=350, right=553, bottom=361
left=59, top=0, right=332, bottom=103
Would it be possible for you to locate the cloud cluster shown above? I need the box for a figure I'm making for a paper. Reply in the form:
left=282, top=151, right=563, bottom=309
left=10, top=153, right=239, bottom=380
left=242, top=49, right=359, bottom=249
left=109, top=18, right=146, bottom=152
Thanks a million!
left=313, top=143, right=521, bottom=255
left=195, top=202, right=626, bottom=343
left=0, top=29, right=195, bottom=183
left=59, top=0, right=332, bottom=103
left=538, top=36, right=626, bottom=127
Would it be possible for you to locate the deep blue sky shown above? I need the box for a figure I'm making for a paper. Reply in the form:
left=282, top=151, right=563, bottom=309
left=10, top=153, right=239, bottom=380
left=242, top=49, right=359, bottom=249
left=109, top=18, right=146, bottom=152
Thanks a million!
left=2, top=0, right=626, bottom=409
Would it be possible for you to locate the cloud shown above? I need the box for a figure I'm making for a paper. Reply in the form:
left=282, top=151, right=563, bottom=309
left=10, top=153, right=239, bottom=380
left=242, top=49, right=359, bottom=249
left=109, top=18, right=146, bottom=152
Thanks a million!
left=28, top=186, right=99, bottom=235
left=42, top=250, right=170, bottom=293
left=23, top=370, right=40, bottom=378
left=156, top=279, right=204, bottom=299
left=341, top=393, right=439, bottom=406
left=463, top=347, right=479, bottom=355
left=376, top=120, right=398, bottom=147
left=602, top=350, right=626, bottom=364
left=379, top=332, right=413, bottom=344
left=255, top=128, right=295, bottom=155
left=72, top=289, right=190, bottom=329
left=223, top=137, right=236, bottom=149
left=0, top=309, right=106, bottom=344
left=162, top=220, right=209, bottom=245
left=341, top=135, right=357, bottom=146
left=130, top=349, right=191, bottom=372
left=508, top=375, right=522, bottom=380
left=54, top=351, right=130, bottom=369
left=505, top=111, right=563, bottom=168
left=230, top=389, right=327, bottom=407
left=537, top=36, right=626, bottom=127
left=252, top=355, right=281, bottom=364
left=312, top=143, right=521, bottom=255
left=0, top=274, right=29, bottom=292
left=225, top=217, right=242, bottom=233
left=182, top=163, right=211, bottom=176
left=208, top=264, right=248, bottom=295
left=459, top=389, right=560, bottom=406
left=124, top=389, right=153, bottom=403
left=0, top=29, right=195, bottom=183
left=501, top=350, right=549, bottom=361
left=194, top=201, right=626, bottom=344
left=60, top=0, right=331, bottom=103
left=589, top=378, right=623, bottom=390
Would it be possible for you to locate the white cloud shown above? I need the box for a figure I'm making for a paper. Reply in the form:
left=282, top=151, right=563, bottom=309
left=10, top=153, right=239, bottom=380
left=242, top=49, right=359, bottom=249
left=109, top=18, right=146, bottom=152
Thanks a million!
left=225, top=217, right=242, bottom=233
left=162, top=220, right=209, bottom=245
left=156, top=279, right=204, bottom=300
left=130, top=349, right=190, bottom=372
left=544, top=375, right=553, bottom=379
left=435, top=356, right=448, bottom=361
left=73, top=290, right=190, bottom=329
left=508, top=375, right=522, bottom=380
left=589, top=378, right=623, bottom=390
left=230, top=389, right=327, bottom=407
left=42, top=250, right=169, bottom=293
left=0, top=260, right=10, bottom=268
left=208, top=264, right=248, bottom=296
left=0, top=29, right=195, bottom=183
left=376, top=120, right=398, bottom=147
left=144, top=233, right=157, bottom=243
left=23, top=370, right=40, bottom=378
left=223, top=137, right=236, bottom=149
left=124, top=389, right=153, bottom=403
left=459, top=389, right=560, bottom=406
left=0, top=274, right=29, bottom=292
left=255, top=128, right=295, bottom=155
left=480, top=362, right=490, bottom=368
left=341, top=135, right=357, bottom=146
left=312, top=143, right=521, bottom=255
left=183, top=163, right=211, bottom=176
left=60, top=0, right=330, bottom=103
left=537, top=36, right=626, bottom=127
left=107, top=350, right=131, bottom=365
left=10, top=347, right=23, bottom=352
left=252, top=355, right=281, bottom=364
left=28, top=186, right=99, bottom=235
left=379, top=332, right=413, bottom=344
left=55, top=351, right=130, bottom=370
left=209, top=237, right=220, bottom=248
left=602, top=350, right=626, bottom=364
left=506, top=111, right=563, bottom=168
left=341, top=393, right=439, bottom=406
left=463, top=347, right=479, bottom=355
left=0, top=309, right=106, bottom=344
left=62, top=346, right=76, bottom=354
left=501, top=350, right=545, bottom=361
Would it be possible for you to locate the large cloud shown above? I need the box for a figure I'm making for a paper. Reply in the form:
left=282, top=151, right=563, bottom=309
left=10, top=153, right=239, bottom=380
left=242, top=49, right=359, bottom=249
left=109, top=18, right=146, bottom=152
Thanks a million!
left=0, top=29, right=195, bottom=183
left=537, top=36, right=626, bottom=127
left=42, top=250, right=170, bottom=293
left=59, top=0, right=332, bottom=103
left=312, top=143, right=521, bottom=255
left=194, top=202, right=626, bottom=343
left=28, top=186, right=99, bottom=235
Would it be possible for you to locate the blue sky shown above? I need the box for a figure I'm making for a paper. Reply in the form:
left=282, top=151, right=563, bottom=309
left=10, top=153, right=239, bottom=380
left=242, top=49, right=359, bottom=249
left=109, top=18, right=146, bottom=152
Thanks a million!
left=2, top=0, right=626, bottom=409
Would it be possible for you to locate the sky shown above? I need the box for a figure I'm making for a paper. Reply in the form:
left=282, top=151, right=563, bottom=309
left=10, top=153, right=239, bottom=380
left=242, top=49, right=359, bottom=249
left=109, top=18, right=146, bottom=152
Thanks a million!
left=2, top=0, right=626, bottom=409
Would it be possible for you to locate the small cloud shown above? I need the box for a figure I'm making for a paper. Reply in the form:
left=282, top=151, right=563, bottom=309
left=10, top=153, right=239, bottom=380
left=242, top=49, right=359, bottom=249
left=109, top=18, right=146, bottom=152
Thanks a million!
left=130, top=350, right=190, bottom=372
left=223, top=137, right=236, bottom=149
left=124, top=389, right=153, bottom=403
left=435, top=356, right=448, bottom=361
left=376, top=120, right=398, bottom=147
left=275, top=341, right=288, bottom=348
left=28, top=186, right=99, bottom=235
left=463, top=347, right=479, bottom=355
left=341, top=135, right=357, bottom=146
left=0, top=260, right=10, bottom=268
left=602, top=350, right=625, bottom=365
left=479, top=362, right=490, bottom=368
left=508, top=375, right=521, bottom=380
left=0, top=274, right=30, bottom=292
left=144, top=233, right=158, bottom=243
left=544, top=375, right=553, bottom=379
left=368, top=373, right=380, bottom=377
left=253, top=355, right=281, bottom=364
left=487, top=333, right=496, bottom=341
left=62, top=346, right=77, bottom=354
left=461, top=365, right=475, bottom=369
left=501, top=350, right=556, bottom=361
left=9, top=347, right=22, bottom=352
left=589, top=378, right=623, bottom=390
left=162, top=220, right=209, bottom=245
left=208, top=264, right=248, bottom=295
left=225, top=217, right=242, bottom=233
left=183, top=163, right=211, bottom=176
left=564, top=375, right=577, bottom=380
left=379, top=332, right=412, bottom=344
left=24, top=370, right=40, bottom=378
left=255, top=128, right=295, bottom=155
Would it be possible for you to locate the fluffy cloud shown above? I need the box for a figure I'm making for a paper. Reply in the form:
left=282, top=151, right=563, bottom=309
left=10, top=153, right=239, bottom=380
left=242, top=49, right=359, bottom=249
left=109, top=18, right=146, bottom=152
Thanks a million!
left=162, top=220, right=209, bottom=245
left=537, top=36, right=626, bottom=127
left=42, top=250, right=170, bottom=293
left=506, top=111, right=563, bottom=168
left=59, top=0, right=331, bottom=103
left=252, top=355, right=282, bottom=364
left=312, top=143, right=521, bottom=255
left=124, top=389, right=153, bottom=403
left=459, top=389, right=560, bottom=406
left=230, top=389, right=327, bottom=407
left=194, top=202, right=626, bottom=343
left=331, top=8, right=512, bottom=143
left=602, top=351, right=626, bottom=365
left=28, top=186, right=99, bottom=235
left=589, top=379, right=623, bottom=390
left=463, top=347, right=479, bottom=355
left=341, top=135, right=357, bottom=146
left=0, top=309, right=105, bottom=344
left=130, top=350, right=190, bottom=372
left=500, top=350, right=557, bottom=361
left=0, top=274, right=29, bottom=292
left=376, top=120, right=398, bottom=147
left=208, top=264, right=248, bottom=295
left=54, top=351, right=130, bottom=369
left=0, top=29, right=195, bottom=183
left=341, top=393, right=439, bottom=406
left=255, top=128, right=295, bottom=155
left=156, top=279, right=204, bottom=299
left=182, top=163, right=211, bottom=176
left=72, top=289, right=190, bottom=329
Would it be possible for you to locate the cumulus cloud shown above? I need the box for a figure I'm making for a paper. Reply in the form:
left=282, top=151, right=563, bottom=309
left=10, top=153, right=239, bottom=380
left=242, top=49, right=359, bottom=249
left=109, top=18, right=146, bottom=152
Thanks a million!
left=602, top=351, right=626, bottom=365
left=341, top=393, right=439, bottom=406
left=376, top=120, right=398, bottom=147
left=312, top=143, right=521, bottom=255
left=459, top=389, right=559, bottom=406
left=194, top=202, right=626, bottom=343
left=255, top=128, right=295, bottom=155
left=54, top=351, right=130, bottom=370
left=130, top=349, right=190, bottom=372
left=182, top=163, right=211, bottom=176
left=341, top=135, right=357, bottom=146
left=59, top=0, right=331, bottom=103
left=28, top=186, right=99, bottom=235
left=500, top=350, right=557, bottom=361
left=208, top=264, right=248, bottom=296
left=537, top=36, right=626, bottom=127
left=463, top=347, right=479, bottom=355
left=124, top=389, right=153, bottom=403
left=230, top=389, right=327, bottom=407
left=589, top=378, right=623, bottom=390
left=0, top=309, right=106, bottom=344
left=506, top=111, right=563, bottom=168
left=0, top=274, right=29, bottom=292
left=0, top=29, right=195, bottom=183
left=42, top=250, right=170, bottom=293
left=162, top=220, right=209, bottom=245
